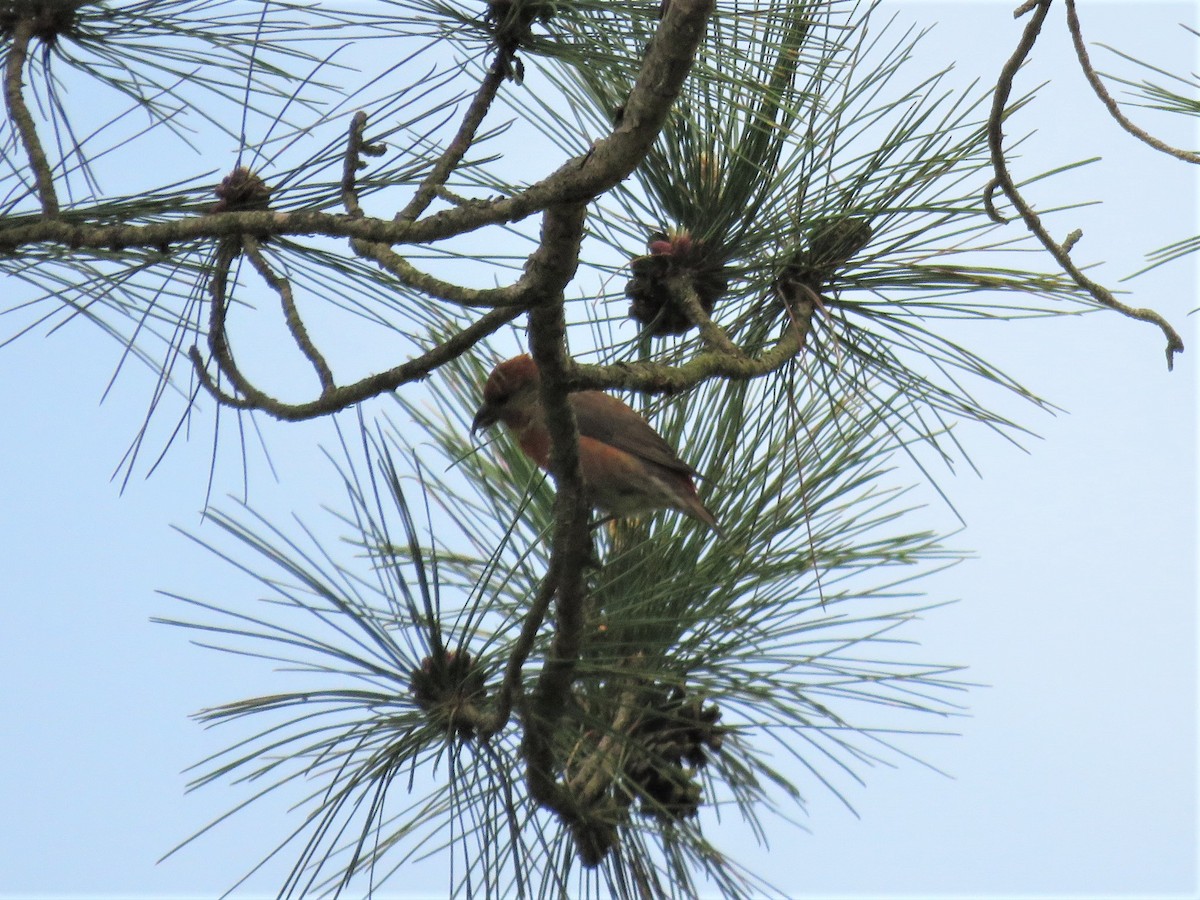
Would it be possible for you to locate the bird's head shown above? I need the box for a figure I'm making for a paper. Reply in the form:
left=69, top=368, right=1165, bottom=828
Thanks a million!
left=471, top=354, right=542, bottom=434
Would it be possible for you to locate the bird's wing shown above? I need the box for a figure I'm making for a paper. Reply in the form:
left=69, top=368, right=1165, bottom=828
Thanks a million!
left=569, top=391, right=700, bottom=477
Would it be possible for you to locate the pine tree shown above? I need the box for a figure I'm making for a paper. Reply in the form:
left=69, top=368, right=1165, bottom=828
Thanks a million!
left=1, top=1, right=1188, bottom=896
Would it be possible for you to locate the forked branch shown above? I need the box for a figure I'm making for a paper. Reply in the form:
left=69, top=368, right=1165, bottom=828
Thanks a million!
left=988, top=0, right=1184, bottom=370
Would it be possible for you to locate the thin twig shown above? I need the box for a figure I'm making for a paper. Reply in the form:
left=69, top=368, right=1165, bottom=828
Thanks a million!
left=340, top=111, right=386, bottom=217
left=353, top=239, right=529, bottom=308
left=475, top=570, right=559, bottom=740
left=671, top=277, right=747, bottom=358
left=3, top=18, right=58, bottom=216
left=242, top=235, right=335, bottom=392
left=196, top=238, right=277, bottom=407
left=396, top=52, right=509, bottom=223
left=982, top=177, right=1007, bottom=224
left=1065, top=0, right=1200, bottom=165
left=988, top=0, right=1184, bottom=369
left=205, top=238, right=244, bottom=388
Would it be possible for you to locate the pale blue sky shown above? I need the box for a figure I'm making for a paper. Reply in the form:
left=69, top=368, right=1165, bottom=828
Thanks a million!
left=0, top=2, right=1195, bottom=898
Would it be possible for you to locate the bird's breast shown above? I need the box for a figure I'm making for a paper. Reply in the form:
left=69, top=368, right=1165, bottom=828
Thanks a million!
left=515, top=426, right=551, bottom=469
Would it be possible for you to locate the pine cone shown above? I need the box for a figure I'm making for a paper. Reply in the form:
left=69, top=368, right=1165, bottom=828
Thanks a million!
left=409, top=650, right=487, bottom=738
left=627, top=230, right=729, bottom=336
left=626, top=685, right=725, bottom=822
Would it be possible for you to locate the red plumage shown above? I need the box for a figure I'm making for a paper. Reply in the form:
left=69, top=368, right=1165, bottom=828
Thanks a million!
left=471, top=355, right=722, bottom=535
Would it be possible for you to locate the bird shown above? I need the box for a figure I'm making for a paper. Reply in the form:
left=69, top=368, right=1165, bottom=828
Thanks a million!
left=471, top=355, right=723, bottom=535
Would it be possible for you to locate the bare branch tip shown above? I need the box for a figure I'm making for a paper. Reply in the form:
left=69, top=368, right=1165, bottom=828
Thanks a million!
left=983, top=178, right=1008, bottom=224
left=1166, top=338, right=1184, bottom=371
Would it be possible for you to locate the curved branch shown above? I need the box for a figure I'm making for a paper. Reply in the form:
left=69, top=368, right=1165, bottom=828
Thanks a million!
left=242, top=236, right=335, bottom=392
left=987, top=0, right=1184, bottom=370
left=1065, top=0, right=1200, bottom=165
left=396, top=50, right=509, bottom=223
left=189, top=234, right=522, bottom=416
left=196, top=305, right=522, bottom=420
left=670, top=276, right=747, bottom=358
left=352, top=239, right=530, bottom=308
left=194, top=179, right=598, bottom=419
left=474, top=569, right=558, bottom=740
left=188, top=346, right=257, bottom=410
left=193, top=239, right=296, bottom=410
left=565, top=305, right=813, bottom=396
left=983, top=177, right=1007, bottom=224
left=3, top=18, right=58, bottom=216
left=204, top=239, right=250, bottom=394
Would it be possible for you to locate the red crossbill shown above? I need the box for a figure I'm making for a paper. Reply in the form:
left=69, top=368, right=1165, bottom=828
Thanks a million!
left=471, top=355, right=722, bottom=535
